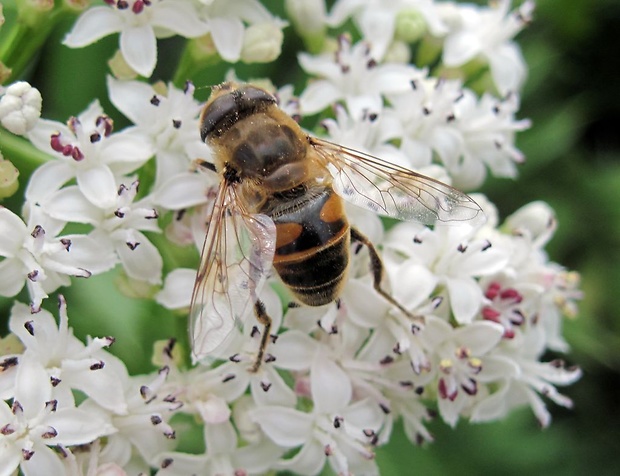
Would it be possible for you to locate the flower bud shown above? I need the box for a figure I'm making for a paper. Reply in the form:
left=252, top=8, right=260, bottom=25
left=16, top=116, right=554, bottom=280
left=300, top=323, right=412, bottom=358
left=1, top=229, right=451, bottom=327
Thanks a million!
left=0, top=158, right=20, bottom=199
left=383, top=40, right=411, bottom=64
left=62, top=0, right=88, bottom=12
left=0, top=81, right=42, bottom=135
left=16, top=0, right=54, bottom=27
left=241, top=22, right=284, bottom=63
left=115, top=272, right=159, bottom=299
left=395, top=9, right=427, bottom=43
left=285, top=0, right=326, bottom=38
left=108, top=50, right=139, bottom=81
left=505, top=201, right=557, bottom=241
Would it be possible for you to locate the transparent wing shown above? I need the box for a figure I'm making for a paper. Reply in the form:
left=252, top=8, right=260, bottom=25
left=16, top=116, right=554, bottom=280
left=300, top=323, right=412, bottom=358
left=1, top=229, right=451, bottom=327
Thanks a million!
left=190, top=180, right=276, bottom=361
left=310, top=137, right=484, bottom=226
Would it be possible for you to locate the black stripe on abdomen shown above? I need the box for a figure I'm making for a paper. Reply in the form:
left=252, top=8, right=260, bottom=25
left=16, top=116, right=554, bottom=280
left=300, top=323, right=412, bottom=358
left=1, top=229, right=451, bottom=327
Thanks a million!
left=274, top=230, right=350, bottom=306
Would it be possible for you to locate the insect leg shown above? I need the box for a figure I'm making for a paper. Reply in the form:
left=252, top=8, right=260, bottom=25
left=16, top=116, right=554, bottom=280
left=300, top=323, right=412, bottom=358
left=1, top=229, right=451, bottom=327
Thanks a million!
left=191, top=158, right=217, bottom=173
left=249, top=298, right=272, bottom=373
left=350, top=227, right=424, bottom=324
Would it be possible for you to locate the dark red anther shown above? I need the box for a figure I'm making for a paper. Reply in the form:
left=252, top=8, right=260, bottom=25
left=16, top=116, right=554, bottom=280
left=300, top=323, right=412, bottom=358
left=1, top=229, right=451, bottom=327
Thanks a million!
left=50, top=133, right=64, bottom=152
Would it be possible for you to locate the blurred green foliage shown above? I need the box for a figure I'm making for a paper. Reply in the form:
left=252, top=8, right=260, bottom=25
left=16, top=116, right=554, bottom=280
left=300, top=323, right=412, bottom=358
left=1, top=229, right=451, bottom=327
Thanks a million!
left=1, top=0, right=619, bottom=474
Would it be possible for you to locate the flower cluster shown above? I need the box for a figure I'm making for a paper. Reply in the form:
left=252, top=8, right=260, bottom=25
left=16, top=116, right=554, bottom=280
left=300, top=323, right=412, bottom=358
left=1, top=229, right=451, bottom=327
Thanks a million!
left=0, top=0, right=582, bottom=474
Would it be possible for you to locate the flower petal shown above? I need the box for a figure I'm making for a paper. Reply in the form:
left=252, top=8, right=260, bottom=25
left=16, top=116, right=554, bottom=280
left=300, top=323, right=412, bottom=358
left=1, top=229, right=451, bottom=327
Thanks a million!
left=276, top=440, right=326, bottom=475
left=252, top=406, right=313, bottom=447
left=24, top=161, right=75, bottom=208
left=119, top=24, right=157, bottom=77
left=152, top=172, right=211, bottom=209
left=443, top=30, right=481, bottom=66
left=488, top=43, right=526, bottom=95
left=299, top=80, right=343, bottom=115
left=76, top=164, right=118, bottom=209
left=0, top=258, right=25, bottom=297
left=453, top=321, right=503, bottom=354
left=203, top=420, right=237, bottom=455
left=445, top=276, right=483, bottom=324
left=44, top=186, right=102, bottom=225
left=311, top=352, right=351, bottom=413
left=101, top=130, right=154, bottom=173
left=21, top=443, right=66, bottom=476
left=107, top=76, right=156, bottom=125
left=151, top=1, right=208, bottom=37
left=63, top=7, right=123, bottom=47
left=250, top=367, right=296, bottom=407
left=14, top=358, right=51, bottom=420
left=55, top=234, right=117, bottom=275
left=271, top=330, right=316, bottom=371
left=208, top=16, right=244, bottom=62
left=46, top=407, right=116, bottom=445
left=0, top=208, right=26, bottom=256
left=156, top=268, right=196, bottom=309
left=113, top=230, right=162, bottom=284
left=341, top=280, right=389, bottom=329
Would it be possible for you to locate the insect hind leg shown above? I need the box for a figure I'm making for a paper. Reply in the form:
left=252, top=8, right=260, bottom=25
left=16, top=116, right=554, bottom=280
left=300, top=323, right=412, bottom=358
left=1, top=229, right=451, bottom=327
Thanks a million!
left=350, top=227, right=424, bottom=325
left=249, top=299, right=272, bottom=373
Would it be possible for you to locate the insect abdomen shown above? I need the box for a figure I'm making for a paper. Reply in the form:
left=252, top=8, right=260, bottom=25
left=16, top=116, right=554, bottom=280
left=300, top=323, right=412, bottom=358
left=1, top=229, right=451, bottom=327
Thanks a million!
left=271, top=188, right=350, bottom=306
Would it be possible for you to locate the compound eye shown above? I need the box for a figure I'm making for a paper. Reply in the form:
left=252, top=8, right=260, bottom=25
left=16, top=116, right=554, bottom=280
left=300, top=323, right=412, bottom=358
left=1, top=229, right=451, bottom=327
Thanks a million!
left=199, top=93, right=237, bottom=141
left=199, top=86, right=277, bottom=141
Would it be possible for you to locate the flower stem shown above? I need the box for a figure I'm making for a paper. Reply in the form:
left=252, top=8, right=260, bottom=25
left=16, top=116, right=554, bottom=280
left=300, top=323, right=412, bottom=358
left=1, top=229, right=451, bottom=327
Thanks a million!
left=172, top=38, right=222, bottom=89
left=0, top=5, right=71, bottom=83
left=0, top=130, right=51, bottom=179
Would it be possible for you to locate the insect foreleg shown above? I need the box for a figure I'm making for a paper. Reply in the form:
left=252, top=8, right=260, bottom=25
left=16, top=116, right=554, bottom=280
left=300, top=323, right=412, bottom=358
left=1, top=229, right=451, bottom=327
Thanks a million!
left=249, top=299, right=272, bottom=373
left=191, top=158, right=217, bottom=173
left=350, top=227, right=424, bottom=325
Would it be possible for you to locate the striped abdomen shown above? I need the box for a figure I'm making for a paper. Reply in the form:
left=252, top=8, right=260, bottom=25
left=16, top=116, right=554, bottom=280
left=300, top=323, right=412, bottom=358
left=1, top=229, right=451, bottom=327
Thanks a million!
left=270, top=187, right=350, bottom=306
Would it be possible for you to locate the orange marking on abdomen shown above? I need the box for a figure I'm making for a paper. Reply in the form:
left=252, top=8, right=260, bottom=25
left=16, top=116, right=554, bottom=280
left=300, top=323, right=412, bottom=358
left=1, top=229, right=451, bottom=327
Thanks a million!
left=319, top=192, right=345, bottom=223
left=275, top=222, right=303, bottom=250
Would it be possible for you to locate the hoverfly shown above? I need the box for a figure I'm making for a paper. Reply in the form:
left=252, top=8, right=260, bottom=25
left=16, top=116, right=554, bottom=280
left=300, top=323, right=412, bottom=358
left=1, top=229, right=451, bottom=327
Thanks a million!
left=190, top=82, right=483, bottom=371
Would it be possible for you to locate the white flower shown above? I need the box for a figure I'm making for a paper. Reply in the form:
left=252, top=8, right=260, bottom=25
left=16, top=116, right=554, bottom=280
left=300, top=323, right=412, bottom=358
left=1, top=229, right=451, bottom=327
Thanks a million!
left=451, top=90, right=531, bottom=189
left=43, top=181, right=163, bottom=285
left=299, top=35, right=422, bottom=118
left=26, top=101, right=154, bottom=209
left=63, top=0, right=209, bottom=77
left=386, top=78, right=530, bottom=189
left=0, top=357, right=115, bottom=475
left=420, top=316, right=506, bottom=426
left=386, top=76, right=466, bottom=172
left=286, top=0, right=327, bottom=38
left=199, top=0, right=286, bottom=63
left=471, top=326, right=582, bottom=428
left=0, top=81, right=42, bottom=135
left=80, top=366, right=180, bottom=468
left=440, top=0, right=535, bottom=95
left=106, top=77, right=211, bottom=192
left=153, top=420, right=282, bottom=475
left=241, top=22, right=284, bottom=63
left=155, top=268, right=196, bottom=310
left=328, top=0, right=448, bottom=60
left=385, top=222, right=510, bottom=324
left=4, top=298, right=128, bottom=414
left=501, top=201, right=581, bottom=351
left=252, top=350, right=384, bottom=475
left=0, top=207, right=115, bottom=312
left=321, top=103, right=407, bottom=168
